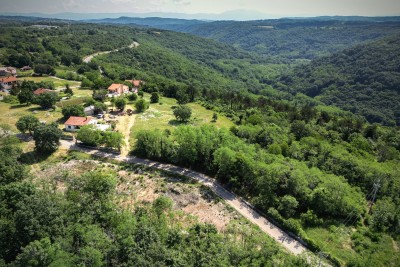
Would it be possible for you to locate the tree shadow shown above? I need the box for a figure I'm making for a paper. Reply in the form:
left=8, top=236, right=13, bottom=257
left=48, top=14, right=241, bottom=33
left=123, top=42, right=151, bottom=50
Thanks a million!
left=26, top=107, right=43, bottom=112
left=10, top=104, right=29, bottom=109
left=19, top=150, right=52, bottom=165
left=168, top=119, right=187, bottom=126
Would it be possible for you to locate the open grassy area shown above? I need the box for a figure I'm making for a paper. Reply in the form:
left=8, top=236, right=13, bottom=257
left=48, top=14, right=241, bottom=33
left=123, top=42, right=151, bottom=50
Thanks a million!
left=17, top=76, right=81, bottom=89
left=305, top=227, right=400, bottom=266
left=0, top=102, right=63, bottom=131
left=129, top=93, right=234, bottom=148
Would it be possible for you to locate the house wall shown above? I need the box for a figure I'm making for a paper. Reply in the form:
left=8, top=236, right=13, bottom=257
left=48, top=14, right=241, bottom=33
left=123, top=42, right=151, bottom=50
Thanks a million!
left=0, top=82, right=15, bottom=90
left=65, top=125, right=79, bottom=132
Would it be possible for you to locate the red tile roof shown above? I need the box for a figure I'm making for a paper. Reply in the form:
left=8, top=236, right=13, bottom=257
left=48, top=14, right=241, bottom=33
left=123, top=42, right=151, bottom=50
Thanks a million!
left=64, top=116, right=92, bottom=126
left=33, top=88, right=53, bottom=95
left=125, top=79, right=143, bottom=87
left=0, top=76, right=17, bottom=83
left=108, top=83, right=122, bottom=91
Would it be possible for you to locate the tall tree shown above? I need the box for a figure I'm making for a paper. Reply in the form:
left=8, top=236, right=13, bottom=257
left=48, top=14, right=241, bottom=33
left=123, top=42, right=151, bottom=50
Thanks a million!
left=32, top=123, right=62, bottom=154
left=16, top=115, right=40, bottom=135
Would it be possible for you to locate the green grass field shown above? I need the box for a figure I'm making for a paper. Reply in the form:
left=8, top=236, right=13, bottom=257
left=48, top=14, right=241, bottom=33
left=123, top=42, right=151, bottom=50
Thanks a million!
left=18, top=76, right=81, bottom=89
left=0, top=102, right=63, bottom=131
left=305, top=227, right=400, bottom=266
left=129, top=94, right=234, bottom=147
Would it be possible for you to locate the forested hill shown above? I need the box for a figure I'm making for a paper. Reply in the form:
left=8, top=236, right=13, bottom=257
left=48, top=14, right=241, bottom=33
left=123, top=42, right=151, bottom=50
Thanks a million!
left=169, top=18, right=400, bottom=60
left=277, top=35, right=400, bottom=125
left=85, top=16, right=205, bottom=29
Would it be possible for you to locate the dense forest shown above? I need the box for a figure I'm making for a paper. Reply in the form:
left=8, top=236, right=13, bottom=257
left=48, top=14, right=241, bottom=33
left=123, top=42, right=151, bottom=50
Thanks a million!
left=0, top=17, right=399, bottom=266
left=160, top=18, right=400, bottom=61
left=277, top=35, right=400, bottom=125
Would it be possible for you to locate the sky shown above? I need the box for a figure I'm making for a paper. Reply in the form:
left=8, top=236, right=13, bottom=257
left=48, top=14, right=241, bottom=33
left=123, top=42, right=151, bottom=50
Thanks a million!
left=0, top=0, right=399, bottom=18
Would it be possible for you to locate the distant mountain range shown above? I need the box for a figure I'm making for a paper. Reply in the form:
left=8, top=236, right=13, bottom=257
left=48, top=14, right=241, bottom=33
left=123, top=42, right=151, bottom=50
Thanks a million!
left=0, top=10, right=279, bottom=21
left=2, top=11, right=400, bottom=22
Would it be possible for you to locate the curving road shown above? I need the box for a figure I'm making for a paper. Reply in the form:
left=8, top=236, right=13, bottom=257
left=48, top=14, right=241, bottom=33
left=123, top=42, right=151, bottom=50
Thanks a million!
left=83, top=41, right=139, bottom=63
left=60, top=140, right=309, bottom=256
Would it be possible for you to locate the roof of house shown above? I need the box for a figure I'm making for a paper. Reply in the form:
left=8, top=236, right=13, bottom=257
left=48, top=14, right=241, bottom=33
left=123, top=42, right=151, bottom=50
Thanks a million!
left=0, top=76, right=17, bottom=83
left=108, top=83, right=123, bottom=91
left=33, top=88, right=53, bottom=95
left=65, top=116, right=92, bottom=126
left=125, top=79, right=143, bottom=87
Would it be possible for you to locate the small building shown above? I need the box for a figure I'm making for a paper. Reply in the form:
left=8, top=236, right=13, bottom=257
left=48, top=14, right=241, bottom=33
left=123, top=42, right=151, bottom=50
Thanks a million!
left=84, top=105, right=95, bottom=116
left=0, top=67, right=17, bottom=77
left=125, top=79, right=144, bottom=93
left=64, top=116, right=94, bottom=132
left=108, top=83, right=129, bottom=95
left=33, top=88, right=53, bottom=95
left=95, top=124, right=111, bottom=131
left=20, top=66, right=32, bottom=71
left=0, top=76, right=18, bottom=90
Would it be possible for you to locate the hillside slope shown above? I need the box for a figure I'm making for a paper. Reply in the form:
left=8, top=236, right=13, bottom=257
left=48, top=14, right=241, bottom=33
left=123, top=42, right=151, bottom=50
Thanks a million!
left=171, top=19, right=400, bottom=61
left=278, top=35, right=400, bottom=125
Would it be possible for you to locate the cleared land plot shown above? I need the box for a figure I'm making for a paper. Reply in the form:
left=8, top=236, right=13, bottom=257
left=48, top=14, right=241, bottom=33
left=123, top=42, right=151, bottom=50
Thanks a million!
left=130, top=93, right=234, bottom=147
left=18, top=76, right=81, bottom=88
left=0, top=102, right=62, bottom=131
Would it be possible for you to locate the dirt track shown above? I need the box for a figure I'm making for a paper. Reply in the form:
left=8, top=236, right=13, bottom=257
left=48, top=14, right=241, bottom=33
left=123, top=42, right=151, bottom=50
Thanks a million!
left=60, top=140, right=308, bottom=256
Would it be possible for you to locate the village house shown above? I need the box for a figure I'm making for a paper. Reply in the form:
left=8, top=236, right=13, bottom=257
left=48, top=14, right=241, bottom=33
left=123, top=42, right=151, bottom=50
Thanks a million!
left=0, top=76, right=18, bottom=90
left=108, top=83, right=129, bottom=95
left=125, top=79, right=144, bottom=93
left=64, top=116, right=95, bottom=132
left=0, top=67, right=17, bottom=77
left=33, top=88, right=53, bottom=95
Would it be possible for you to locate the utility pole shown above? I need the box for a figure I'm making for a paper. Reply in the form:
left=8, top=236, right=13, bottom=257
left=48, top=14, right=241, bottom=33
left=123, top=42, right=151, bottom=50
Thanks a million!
left=318, top=251, right=326, bottom=267
left=371, top=181, right=381, bottom=204
left=369, top=180, right=380, bottom=214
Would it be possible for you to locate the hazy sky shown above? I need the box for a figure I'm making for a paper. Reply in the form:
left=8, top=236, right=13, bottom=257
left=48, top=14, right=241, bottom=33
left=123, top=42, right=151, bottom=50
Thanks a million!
left=1, top=0, right=399, bottom=17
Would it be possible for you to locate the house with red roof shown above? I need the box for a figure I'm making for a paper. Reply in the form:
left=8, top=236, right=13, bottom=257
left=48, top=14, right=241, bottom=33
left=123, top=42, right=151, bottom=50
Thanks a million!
left=64, top=116, right=94, bottom=132
left=33, top=88, right=53, bottom=95
left=0, top=76, right=18, bottom=90
left=108, top=83, right=129, bottom=95
left=125, top=79, right=144, bottom=93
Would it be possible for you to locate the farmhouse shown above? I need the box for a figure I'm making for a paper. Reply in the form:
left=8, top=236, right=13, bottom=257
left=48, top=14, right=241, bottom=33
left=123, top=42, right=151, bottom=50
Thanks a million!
left=0, top=76, right=18, bottom=90
left=33, top=88, right=53, bottom=95
left=108, top=83, right=129, bottom=95
left=0, top=67, right=17, bottom=77
left=64, top=116, right=94, bottom=132
left=125, top=79, right=144, bottom=93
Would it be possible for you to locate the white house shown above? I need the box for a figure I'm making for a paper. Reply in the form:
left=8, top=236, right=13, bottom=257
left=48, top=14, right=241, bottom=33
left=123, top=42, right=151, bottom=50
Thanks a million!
left=64, top=116, right=95, bottom=132
left=0, top=76, right=17, bottom=90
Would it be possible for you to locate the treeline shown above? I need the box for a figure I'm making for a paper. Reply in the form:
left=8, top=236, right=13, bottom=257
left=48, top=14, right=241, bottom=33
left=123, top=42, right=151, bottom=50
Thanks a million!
left=0, top=132, right=305, bottom=266
left=172, top=18, right=400, bottom=60
left=277, top=35, right=400, bottom=125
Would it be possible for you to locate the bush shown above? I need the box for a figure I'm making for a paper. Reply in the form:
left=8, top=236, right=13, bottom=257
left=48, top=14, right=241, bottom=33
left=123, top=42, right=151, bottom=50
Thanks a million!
left=135, top=99, right=149, bottom=113
left=150, top=92, right=160, bottom=103
left=62, top=105, right=85, bottom=118
left=173, top=105, right=192, bottom=122
left=128, top=93, right=138, bottom=102
left=34, top=64, right=55, bottom=75
left=2, top=95, right=19, bottom=104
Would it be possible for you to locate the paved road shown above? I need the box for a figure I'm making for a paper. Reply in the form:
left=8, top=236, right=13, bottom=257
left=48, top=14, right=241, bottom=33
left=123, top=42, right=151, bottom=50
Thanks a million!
left=83, top=41, right=139, bottom=63
left=60, top=140, right=308, bottom=256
